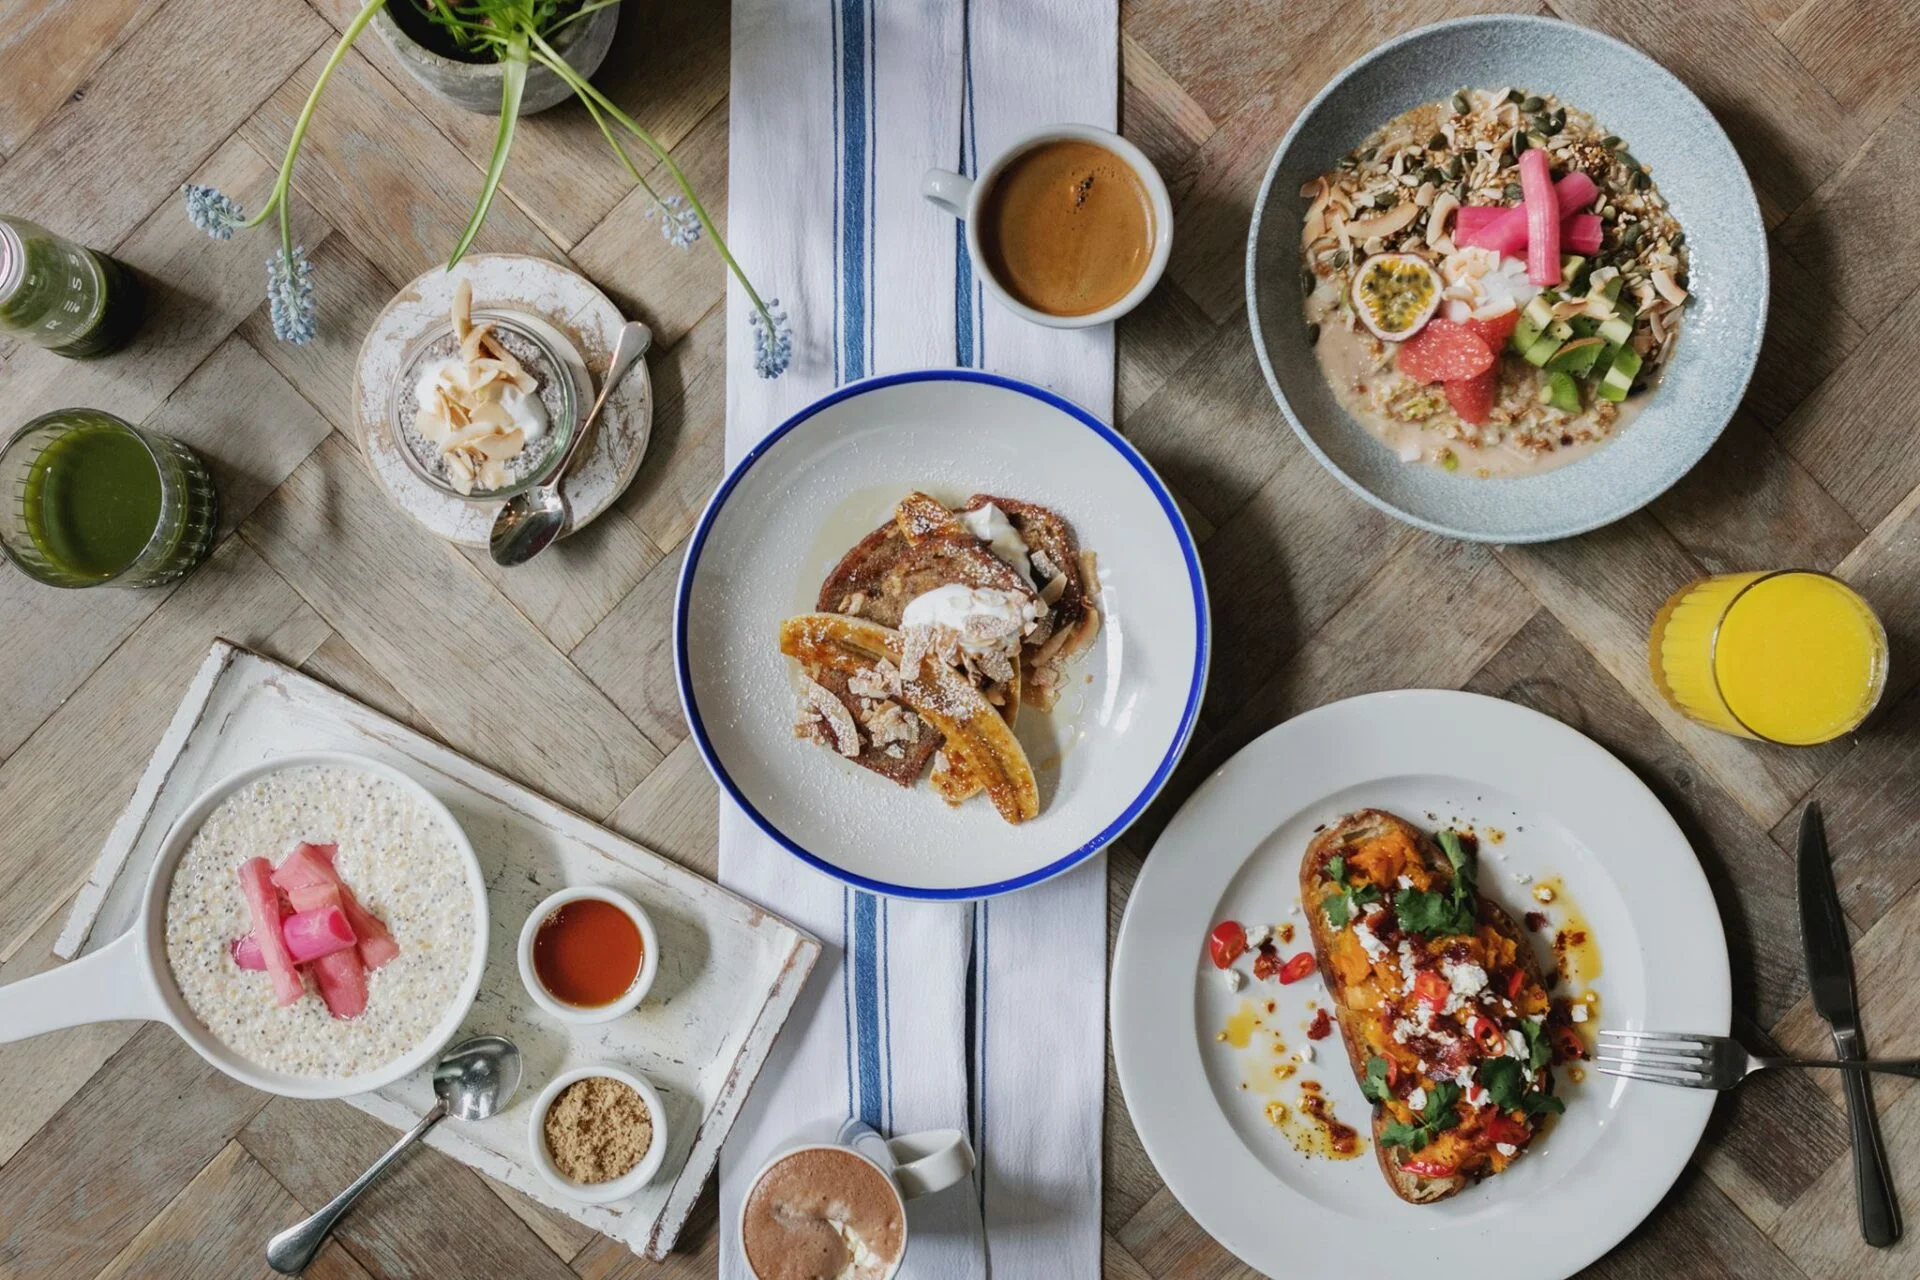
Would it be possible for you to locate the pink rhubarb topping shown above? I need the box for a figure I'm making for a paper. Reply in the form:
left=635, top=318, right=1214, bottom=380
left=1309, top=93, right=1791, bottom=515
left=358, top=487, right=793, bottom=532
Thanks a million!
left=237, top=857, right=304, bottom=1007
left=1519, top=149, right=1561, bottom=286
left=1451, top=171, right=1598, bottom=259
left=232, top=840, right=399, bottom=1019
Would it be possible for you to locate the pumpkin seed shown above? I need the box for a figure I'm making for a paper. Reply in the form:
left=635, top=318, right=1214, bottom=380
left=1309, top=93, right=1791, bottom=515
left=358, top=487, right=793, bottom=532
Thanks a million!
left=1633, top=170, right=1651, bottom=189
left=1520, top=95, right=1544, bottom=112
left=1361, top=146, right=1378, bottom=162
left=1602, top=135, right=1622, bottom=149
left=1621, top=224, right=1642, bottom=246
left=1510, top=131, right=1529, bottom=156
left=1504, top=87, right=1525, bottom=104
left=1452, top=91, right=1471, bottom=113
left=1331, top=249, right=1350, bottom=268
left=1670, top=230, right=1685, bottom=248
left=1306, top=322, right=1321, bottom=346
left=1616, top=151, right=1640, bottom=171
left=1300, top=268, right=1315, bottom=294
left=1427, top=132, right=1448, bottom=150
left=1422, top=166, right=1444, bottom=185
left=1675, top=270, right=1689, bottom=289
left=1445, top=156, right=1463, bottom=179
left=1505, top=182, right=1525, bottom=201
left=1529, top=112, right=1553, bottom=134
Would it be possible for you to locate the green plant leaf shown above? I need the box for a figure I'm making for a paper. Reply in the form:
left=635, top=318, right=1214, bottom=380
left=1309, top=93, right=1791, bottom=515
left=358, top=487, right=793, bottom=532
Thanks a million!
left=446, top=36, right=527, bottom=269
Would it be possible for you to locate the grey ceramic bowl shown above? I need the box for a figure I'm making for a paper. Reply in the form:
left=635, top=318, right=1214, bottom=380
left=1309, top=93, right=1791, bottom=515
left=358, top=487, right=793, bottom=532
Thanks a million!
left=1246, top=15, right=1767, bottom=543
left=374, top=2, right=618, bottom=115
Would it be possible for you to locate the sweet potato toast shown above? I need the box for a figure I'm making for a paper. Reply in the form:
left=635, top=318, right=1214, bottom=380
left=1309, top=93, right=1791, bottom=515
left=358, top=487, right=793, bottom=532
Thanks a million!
left=1301, top=809, right=1564, bottom=1204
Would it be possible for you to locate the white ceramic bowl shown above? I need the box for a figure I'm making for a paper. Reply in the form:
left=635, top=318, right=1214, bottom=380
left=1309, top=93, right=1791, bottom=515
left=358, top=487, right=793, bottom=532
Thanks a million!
left=516, top=886, right=659, bottom=1023
left=527, top=1064, right=670, bottom=1204
left=675, top=370, right=1210, bottom=899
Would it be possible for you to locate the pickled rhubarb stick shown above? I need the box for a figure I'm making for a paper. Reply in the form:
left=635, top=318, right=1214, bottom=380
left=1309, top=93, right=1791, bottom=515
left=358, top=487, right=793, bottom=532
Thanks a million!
left=310, top=947, right=368, bottom=1020
left=1452, top=173, right=1598, bottom=256
left=238, top=858, right=304, bottom=1005
left=229, top=905, right=357, bottom=969
left=1520, top=149, right=1559, bottom=286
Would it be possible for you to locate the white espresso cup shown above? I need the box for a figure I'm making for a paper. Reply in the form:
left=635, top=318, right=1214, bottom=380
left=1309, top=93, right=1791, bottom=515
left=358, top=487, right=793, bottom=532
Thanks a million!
left=739, top=1117, right=976, bottom=1280
left=922, top=123, right=1173, bottom=329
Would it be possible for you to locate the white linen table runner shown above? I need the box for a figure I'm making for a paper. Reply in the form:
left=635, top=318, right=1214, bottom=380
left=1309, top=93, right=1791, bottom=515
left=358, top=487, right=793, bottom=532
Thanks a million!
left=720, top=1, right=1117, bottom=1276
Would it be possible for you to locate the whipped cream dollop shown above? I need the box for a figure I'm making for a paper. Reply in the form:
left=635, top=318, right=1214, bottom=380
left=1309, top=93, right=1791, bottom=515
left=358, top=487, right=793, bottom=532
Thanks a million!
left=900, top=584, right=1038, bottom=649
left=414, top=356, right=550, bottom=442
left=959, top=502, right=1034, bottom=585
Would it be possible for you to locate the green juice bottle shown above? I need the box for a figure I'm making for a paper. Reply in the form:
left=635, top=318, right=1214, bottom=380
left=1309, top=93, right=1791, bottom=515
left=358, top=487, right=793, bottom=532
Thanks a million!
left=0, top=216, right=144, bottom=359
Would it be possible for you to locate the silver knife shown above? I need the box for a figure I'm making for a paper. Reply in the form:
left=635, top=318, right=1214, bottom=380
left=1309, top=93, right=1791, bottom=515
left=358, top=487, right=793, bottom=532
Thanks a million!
left=1799, top=800, right=1901, bottom=1247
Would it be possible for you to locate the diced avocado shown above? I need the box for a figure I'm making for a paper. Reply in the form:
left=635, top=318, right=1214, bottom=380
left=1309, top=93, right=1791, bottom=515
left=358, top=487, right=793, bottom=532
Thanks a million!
left=1546, top=336, right=1607, bottom=377
left=1559, top=255, right=1587, bottom=289
left=1598, top=345, right=1643, bottom=402
left=1542, top=370, right=1583, bottom=413
left=1522, top=331, right=1565, bottom=367
left=1522, top=293, right=1557, bottom=331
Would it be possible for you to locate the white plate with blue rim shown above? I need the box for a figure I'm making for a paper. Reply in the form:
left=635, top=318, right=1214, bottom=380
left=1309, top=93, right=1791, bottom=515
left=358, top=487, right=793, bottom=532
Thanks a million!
left=674, top=370, right=1209, bottom=900
left=1112, top=690, right=1731, bottom=1278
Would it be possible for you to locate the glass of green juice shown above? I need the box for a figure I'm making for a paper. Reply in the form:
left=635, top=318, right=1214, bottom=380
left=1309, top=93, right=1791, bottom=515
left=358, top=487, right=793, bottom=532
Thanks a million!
left=1, top=410, right=218, bottom=588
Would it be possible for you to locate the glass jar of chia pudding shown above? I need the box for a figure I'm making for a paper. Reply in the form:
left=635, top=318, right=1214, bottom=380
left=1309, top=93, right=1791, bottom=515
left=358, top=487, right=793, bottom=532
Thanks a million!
left=0, top=216, right=144, bottom=359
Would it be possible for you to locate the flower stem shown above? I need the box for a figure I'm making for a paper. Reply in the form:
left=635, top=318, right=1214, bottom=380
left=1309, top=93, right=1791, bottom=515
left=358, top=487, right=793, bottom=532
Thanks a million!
left=248, top=0, right=390, bottom=272
left=529, top=34, right=778, bottom=332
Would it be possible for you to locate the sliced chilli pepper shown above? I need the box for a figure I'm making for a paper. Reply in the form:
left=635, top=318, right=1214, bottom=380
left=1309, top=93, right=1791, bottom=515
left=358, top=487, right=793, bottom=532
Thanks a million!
left=1414, top=969, right=1451, bottom=1008
left=1469, top=1015, right=1505, bottom=1053
left=1399, top=1158, right=1459, bottom=1178
left=1279, top=951, right=1317, bottom=984
left=1208, top=920, right=1248, bottom=969
left=1505, top=968, right=1526, bottom=999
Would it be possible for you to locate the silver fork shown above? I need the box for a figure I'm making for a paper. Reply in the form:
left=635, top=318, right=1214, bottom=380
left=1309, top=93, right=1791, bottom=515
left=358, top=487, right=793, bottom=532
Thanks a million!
left=1598, top=1030, right=1920, bottom=1090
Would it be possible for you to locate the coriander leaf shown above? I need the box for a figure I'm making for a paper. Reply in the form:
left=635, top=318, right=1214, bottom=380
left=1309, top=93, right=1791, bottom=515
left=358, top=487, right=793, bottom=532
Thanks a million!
left=1524, top=1091, right=1565, bottom=1117
left=1436, top=828, right=1477, bottom=895
left=1478, top=1057, right=1527, bottom=1112
left=1381, top=1080, right=1462, bottom=1152
left=1520, top=1018, right=1553, bottom=1071
left=1327, top=855, right=1348, bottom=886
left=1324, top=892, right=1351, bottom=928
left=1351, top=882, right=1383, bottom=907
left=1394, top=886, right=1475, bottom=938
left=1379, top=1120, right=1428, bottom=1151
left=1361, top=1056, right=1394, bottom=1104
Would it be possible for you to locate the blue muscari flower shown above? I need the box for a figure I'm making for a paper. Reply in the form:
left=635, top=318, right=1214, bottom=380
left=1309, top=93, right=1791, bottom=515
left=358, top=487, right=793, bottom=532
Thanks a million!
left=752, top=298, right=792, bottom=379
left=181, top=184, right=246, bottom=240
left=648, top=194, right=701, bottom=249
left=267, top=246, right=317, bottom=345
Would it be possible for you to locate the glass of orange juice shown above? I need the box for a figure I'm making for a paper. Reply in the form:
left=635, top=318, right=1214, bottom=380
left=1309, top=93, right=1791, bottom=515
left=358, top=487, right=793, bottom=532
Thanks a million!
left=1649, top=570, right=1888, bottom=746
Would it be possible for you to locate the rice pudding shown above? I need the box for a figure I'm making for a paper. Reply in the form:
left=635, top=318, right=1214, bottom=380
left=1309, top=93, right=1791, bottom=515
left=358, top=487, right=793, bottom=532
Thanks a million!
left=163, top=764, right=476, bottom=1080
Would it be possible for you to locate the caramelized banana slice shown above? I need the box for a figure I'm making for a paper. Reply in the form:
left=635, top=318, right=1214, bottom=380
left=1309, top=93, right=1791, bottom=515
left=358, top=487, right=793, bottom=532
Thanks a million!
left=894, top=491, right=966, bottom=543
left=780, top=613, right=1038, bottom=824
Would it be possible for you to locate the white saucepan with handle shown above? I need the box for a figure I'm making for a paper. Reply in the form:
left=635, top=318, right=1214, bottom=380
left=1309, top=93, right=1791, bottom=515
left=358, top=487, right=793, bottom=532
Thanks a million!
left=0, top=752, right=491, bottom=1099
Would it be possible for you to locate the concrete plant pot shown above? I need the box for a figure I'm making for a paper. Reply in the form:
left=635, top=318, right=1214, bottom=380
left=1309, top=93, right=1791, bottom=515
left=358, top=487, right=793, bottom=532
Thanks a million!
left=373, top=1, right=619, bottom=115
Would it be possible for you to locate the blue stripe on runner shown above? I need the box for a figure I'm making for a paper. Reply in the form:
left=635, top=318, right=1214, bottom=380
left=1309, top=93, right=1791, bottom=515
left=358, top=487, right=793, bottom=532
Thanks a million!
left=838, top=0, right=868, bottom=382
left=881, top=897, right=894, bottom=1133
left=841, top=888, right=854, bottom=1120
left=828, top=0, right=843, bottom=386
left=853, top=891, right=883, bottom=1126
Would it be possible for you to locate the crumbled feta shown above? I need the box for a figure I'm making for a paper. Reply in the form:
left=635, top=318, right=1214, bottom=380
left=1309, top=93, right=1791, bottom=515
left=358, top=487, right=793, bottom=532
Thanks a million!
left=1354, top=919, right=1388, bottom=962
left=1467, top=1084, right=1491, bottom=1109
left=1289, top=902, right=1301, bottom=915
left=1417, top=1060, right=1431, bottom=1075
left=1406, top=1086, right=1428, bottom=1111
left=1441, top=959, right=1489, bottom=998
left=1495, top=1142, right=1517, bottom=1157
left=1397, top=941, right=1419, bottom=988
left=1297, top=1043, right=1315, bottom=1063
left=1571, top=1003, right=1589, bottom=1024
left=1531, top=884, right=1555, bottom=904
left=1397, top=875, right=1413, bottom=890
left=1528, top=1013, right=1545, bottom=1025
left=1505, top=1029, right=1529, bottom=1059
left=1513, top=871, right=1533, bottom=885
left=1223, top=967, right=1245, bottom=992
left=1246, top=923, right=1273, bottom=948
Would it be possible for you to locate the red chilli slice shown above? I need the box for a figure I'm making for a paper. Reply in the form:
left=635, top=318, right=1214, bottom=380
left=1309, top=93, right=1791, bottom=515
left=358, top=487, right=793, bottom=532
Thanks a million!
left=1396, top=318, right=1494, bottom=385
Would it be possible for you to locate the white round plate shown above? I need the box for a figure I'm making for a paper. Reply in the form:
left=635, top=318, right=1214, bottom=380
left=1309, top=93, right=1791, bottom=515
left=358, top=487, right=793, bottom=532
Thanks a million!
left=1112, top=690, right=1730, bottom=1279
left=675, top=370, right=1209, bottom=899
left=353, top=253, right=653, bottom=547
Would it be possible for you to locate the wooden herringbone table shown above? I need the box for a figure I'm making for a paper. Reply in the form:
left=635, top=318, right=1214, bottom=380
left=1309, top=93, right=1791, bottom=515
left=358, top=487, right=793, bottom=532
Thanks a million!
left=2, top=1, right=1917, bottom=1276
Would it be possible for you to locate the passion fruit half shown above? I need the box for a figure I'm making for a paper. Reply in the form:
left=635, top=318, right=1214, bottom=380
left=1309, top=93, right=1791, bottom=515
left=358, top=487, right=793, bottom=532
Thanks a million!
left=1351, top=253, right=1442, bottom=342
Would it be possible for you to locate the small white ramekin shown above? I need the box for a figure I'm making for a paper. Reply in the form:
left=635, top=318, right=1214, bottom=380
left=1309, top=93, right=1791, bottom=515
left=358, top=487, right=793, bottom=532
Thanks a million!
left=517, top=885, right=659, bottom=1023
left=527, top=1064, right=669, bottom=1204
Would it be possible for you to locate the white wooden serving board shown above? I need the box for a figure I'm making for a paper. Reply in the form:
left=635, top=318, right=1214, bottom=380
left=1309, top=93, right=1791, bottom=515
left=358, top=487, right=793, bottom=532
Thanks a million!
left=56, top=639, right=820, bottom=1261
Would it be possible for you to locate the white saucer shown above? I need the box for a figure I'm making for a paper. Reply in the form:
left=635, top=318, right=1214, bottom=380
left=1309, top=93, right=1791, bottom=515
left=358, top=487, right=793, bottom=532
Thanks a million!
left=1112, top=689, right=1730, bottom=1279
left=675, top=371, right=1209, bottom=899
left=354, top=253, right=652, bottom=547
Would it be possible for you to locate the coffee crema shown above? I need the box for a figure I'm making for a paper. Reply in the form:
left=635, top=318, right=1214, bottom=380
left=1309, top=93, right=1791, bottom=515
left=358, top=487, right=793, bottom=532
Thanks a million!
left=743, top=1146, right=906, bottom=1280
left=978, top=138, right=1154, bottom=317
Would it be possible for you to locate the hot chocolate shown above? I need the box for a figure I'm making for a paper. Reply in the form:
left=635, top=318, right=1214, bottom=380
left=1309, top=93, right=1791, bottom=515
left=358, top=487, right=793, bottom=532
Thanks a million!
left=742, top=1146, right=906, bottom=1280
